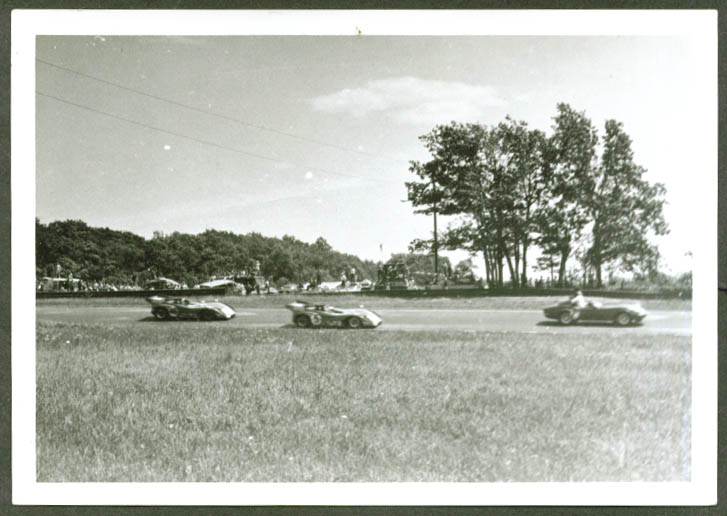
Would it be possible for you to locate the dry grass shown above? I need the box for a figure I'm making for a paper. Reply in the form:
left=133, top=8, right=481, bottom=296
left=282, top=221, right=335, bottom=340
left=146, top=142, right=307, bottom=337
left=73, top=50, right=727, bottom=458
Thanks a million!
left=37, top=320, right=691, bottom=482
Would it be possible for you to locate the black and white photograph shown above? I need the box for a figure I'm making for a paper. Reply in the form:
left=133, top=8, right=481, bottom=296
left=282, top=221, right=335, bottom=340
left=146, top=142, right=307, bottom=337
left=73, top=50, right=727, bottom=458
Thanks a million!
left=11, top=9, right=717, bottom=505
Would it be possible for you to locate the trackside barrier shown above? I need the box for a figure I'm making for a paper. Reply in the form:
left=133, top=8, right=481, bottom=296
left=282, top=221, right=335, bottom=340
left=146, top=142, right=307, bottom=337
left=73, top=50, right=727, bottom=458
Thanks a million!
left=300, top=287, right=691, bottom=300
left=36, top=286, right=691, bottom=301
left=36, top=287, right=228, bottom=299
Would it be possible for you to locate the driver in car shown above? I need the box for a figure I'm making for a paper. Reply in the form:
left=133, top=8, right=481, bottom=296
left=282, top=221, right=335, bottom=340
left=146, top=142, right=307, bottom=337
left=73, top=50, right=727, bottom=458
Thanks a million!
left=569, top=290, right=588, bottom=309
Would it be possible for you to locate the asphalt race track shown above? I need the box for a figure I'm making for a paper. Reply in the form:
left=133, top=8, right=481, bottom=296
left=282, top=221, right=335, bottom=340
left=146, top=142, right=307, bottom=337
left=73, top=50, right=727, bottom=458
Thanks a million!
left=36, top=305, right=692, bottom=336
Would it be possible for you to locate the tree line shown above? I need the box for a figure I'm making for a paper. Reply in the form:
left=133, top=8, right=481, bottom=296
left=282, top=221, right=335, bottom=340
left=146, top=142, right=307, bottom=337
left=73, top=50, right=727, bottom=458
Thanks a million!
left=35, top=219, right=378, bottom=288
left=406, top=103, right=669, bottom=288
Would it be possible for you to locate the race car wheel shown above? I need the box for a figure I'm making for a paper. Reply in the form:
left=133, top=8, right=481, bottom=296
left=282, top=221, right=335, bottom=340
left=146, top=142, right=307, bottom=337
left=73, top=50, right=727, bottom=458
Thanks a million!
left=309, top=313, right=323, bottom=327
left=615, top=312, right=632, bottom=326
left=346, top=317, right=362, bottom=329
left=153, top=308, right=170, bottom=320
left=294, top=314, right=311, bottom=328
left=559, top=311, right=575, bottom=325
left=199, top=311, right=215, bottom=321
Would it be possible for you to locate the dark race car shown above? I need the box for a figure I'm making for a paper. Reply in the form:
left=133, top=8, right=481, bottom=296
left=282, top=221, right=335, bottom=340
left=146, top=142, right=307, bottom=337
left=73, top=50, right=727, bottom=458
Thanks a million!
left=146, top=296, right=236, bottom=321
left=285, top=300, right=382, bottom=329
left=543, top=298, right=647, bottom=326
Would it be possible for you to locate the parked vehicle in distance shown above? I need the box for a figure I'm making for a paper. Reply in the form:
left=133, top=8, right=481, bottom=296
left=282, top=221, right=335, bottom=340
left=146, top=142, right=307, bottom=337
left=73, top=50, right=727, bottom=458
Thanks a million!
left=143, top=277, right=181, bottom=290
left=285, top=300, right=382, bottom=329
left=146, top=296, right=236, bottom=321
left=195, top=279, right=244, bottom=294
left=317, top=281, right=345, bottom=292
left=543, top=298, right=647, bottom=326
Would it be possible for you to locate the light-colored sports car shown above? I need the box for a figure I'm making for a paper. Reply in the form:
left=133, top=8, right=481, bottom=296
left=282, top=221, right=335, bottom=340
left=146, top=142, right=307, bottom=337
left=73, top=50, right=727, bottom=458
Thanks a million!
left=146, top=296, right=236, bottom=321
left=285, top=300, right=382, bottom=329
left=543, top=298, right=647, bottom=326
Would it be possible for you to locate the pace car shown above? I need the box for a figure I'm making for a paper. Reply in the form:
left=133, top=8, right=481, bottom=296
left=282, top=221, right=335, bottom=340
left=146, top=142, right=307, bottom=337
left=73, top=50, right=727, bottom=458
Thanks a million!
left=146, top=296, right=236, bottom=321
left=543, top=298, right=647, bottom=326
left=285, top=300, right=382, bottom=329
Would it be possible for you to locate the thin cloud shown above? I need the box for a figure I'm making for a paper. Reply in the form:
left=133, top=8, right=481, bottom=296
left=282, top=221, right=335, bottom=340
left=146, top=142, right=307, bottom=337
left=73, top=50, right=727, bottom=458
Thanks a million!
left=309, top=76, right=504, bottom=125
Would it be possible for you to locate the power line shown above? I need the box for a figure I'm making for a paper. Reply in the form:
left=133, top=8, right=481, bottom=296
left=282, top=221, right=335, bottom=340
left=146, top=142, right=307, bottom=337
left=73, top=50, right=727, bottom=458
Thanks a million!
left=37, top=90, right=400, bottom=185
left=37, top=58, right=406, bottom=164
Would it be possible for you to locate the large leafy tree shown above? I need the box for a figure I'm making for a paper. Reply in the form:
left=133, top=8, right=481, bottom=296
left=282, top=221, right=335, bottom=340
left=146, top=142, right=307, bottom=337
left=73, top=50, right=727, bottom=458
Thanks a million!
left=407, top=104, right=669, bottom=288
left=537, top=103, right=599, bottom=286
left=407, top=122, right=479, bottom=220
left=407, top=120, right=551, bottom=287
left=496, top=117, right=551, bottom=286
left=586, top=120, right=668, bottom=285
left=406, top=122, right=483, bottom=276
left=406, top=122, right=510, bottom=286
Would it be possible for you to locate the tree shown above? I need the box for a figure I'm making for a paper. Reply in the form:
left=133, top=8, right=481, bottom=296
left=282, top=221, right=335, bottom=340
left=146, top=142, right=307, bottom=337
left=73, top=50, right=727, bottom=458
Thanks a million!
left=535, top=254, right=560, bottom=285
left=263, top=244, right=295, bottom=280
left=496, top=117, right=551, bottom=286
left=407, top=120, right=552, bottom=287
left=406, top=104, right=669, bottom=290
left=537, top=103, right=599, bottom=286
left=453, top=258, right=475, bottom=282
left=585, top=120, right=669, bottom=286
left=312, top=236, right=332, bottom=253
left=35, top=219, right=378, bottom=285
left=388, top=252, right=452, bottom=275
left=407, top=122, right=512, bottom=287
left=387, top=252, right=452, bottom=285
left=406, top=124, right=474, bottom=278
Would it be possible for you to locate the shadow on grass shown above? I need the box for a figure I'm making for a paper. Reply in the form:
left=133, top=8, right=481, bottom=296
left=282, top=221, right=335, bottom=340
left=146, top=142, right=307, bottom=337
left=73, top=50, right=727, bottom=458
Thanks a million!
left=137, top=316, right=232, bottom=323
left=138, top=318, right=315, bottom=330
left=280, top=323, right=376, bottom=331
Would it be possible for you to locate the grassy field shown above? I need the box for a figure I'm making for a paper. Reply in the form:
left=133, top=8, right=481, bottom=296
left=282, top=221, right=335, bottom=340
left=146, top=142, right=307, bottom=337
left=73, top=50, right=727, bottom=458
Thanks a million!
left=36, top=293, right=692, bottom=312
left=37, top=319, right=691, bottom=482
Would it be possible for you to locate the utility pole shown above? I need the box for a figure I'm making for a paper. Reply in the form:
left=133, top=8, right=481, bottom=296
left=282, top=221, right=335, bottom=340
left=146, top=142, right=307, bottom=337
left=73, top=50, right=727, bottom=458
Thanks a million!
left=431, top=176, right=439, bottom=282
left=433, top=207, right=438, bottom=280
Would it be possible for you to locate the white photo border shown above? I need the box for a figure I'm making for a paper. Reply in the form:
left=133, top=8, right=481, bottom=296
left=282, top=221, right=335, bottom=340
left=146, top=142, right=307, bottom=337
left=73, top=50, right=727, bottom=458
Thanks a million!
left=12, top=9, right=718, bottom=506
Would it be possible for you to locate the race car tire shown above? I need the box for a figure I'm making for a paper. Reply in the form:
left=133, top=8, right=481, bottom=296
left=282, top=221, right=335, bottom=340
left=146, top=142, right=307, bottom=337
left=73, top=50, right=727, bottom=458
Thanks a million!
left=346, top=317, right=362, bottom=329
left=614, top=312, right=632, bottom=326
left=199, top=311, right=215, bottom=321
left=153, top=308, right=170, bottom=320
left=294, top=314, right=311, bottom=328
left=558, top=311, right=575, bottom=325
left=309, top=313, right=323, bottom=327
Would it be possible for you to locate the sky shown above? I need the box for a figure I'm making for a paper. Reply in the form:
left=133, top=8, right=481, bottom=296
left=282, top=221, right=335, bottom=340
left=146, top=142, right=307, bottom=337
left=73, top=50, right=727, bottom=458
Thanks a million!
left=35, top=34, right=713, bottom=275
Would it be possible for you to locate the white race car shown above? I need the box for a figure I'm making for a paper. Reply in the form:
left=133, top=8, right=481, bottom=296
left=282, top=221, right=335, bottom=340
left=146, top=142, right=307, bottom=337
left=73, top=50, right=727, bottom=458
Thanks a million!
left=285, top=300, right=382, bottom=329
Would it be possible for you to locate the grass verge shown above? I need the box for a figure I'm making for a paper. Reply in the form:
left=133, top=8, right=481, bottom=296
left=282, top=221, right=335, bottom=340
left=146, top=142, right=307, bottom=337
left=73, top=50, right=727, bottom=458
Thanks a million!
left=37, top=321, right=691, bottom=482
